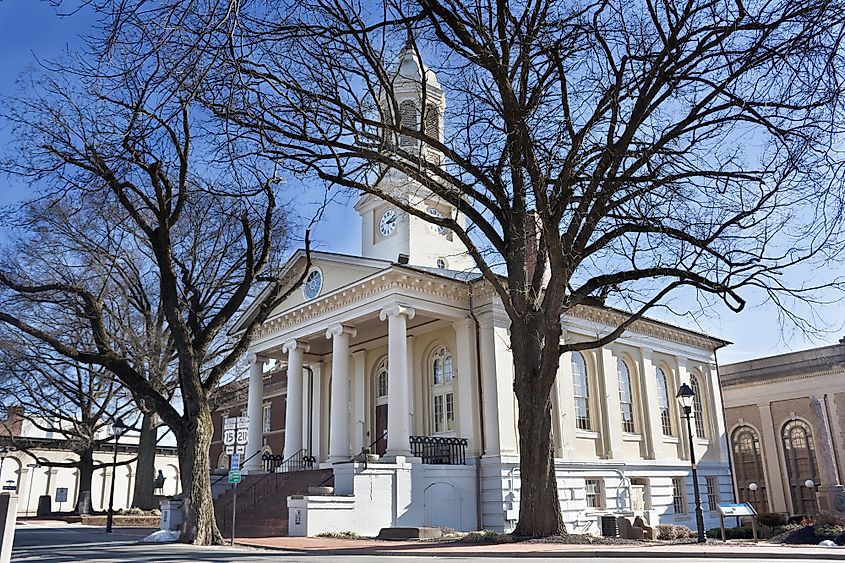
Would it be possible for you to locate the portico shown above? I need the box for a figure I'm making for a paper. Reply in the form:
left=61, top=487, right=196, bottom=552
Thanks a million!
left=237, top=255, right=481, bottom=473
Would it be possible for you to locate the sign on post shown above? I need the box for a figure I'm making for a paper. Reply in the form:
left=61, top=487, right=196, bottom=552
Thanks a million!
left=717, top=502, right=758, bottom=542
left=223, top=416, right=249, bottom=455
left=227, top=470, right=241, bottom=484
left=230, top=453, right=240, bottom=472
left=55, top=488, right=68, bottom=503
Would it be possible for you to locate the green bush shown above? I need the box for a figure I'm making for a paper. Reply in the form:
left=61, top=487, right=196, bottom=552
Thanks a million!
left=706, top=526, right=755, bottom=540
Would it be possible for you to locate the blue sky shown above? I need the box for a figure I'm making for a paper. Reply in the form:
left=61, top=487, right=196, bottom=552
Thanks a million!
left=1, top=0, right=843, bottom=364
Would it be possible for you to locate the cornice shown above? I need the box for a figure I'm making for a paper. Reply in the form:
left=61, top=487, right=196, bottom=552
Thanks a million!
left=722, top=366, right=845, bottom=391
left=255, top=270, right=467, bottom=340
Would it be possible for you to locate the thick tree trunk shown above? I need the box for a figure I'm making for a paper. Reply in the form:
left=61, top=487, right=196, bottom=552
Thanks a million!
left=511, top=316, right=566, bottom=537
left=75, top=447, right=94, bottom=515
left=177, top=402, right=223, bottom=545
left=131, top=410, right=158, bottom=510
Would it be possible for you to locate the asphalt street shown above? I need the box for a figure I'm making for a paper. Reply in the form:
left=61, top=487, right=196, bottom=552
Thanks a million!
left=10, top=523, right=845, bottom=562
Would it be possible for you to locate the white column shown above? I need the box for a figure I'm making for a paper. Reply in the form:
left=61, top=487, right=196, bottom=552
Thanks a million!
left=245, top=353, right=267, bottom=471
left=327, top=324, right=357, bottom=462
left=640, top=347, right=662, bottom=459
left=599, top=347, right=624, bottom=459
left=407, top=335, right=417, bottom=435
left=309, top=362, right=324, bottom=462
left=351, top=350, right=367, bottom=455
left=477, top=311, right=501, bottom=456
left=283, top=339, right=310, bottom=459
left=454, top=318, right=479, bottom=456
left=380, top=303, right=415, bottom=459
left=556, top=346, right=577, bottom=458
left=704, top=361, right=729, bottom=463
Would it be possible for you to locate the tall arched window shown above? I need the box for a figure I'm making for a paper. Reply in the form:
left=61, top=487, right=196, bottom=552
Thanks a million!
left=731, top=426, right=769, bottom=512
left=376, top=357, right=389, bottom=401
left=430, top=346, right=454, bottom=434
left=424, top=103, right=439, bottom=140
left=572, top=352, right=591, bottom=430
left=656, top=367, right=673, bottom=436
left=617, top=358, right=636, bottom=433
left=689, top=373, right=706, bottom=438
left=399, top=100, right=418, bottom=146
left=782, top=419, right=819, bottom=515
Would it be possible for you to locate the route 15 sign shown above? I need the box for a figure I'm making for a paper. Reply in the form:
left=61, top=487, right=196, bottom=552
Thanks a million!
left=223, top=416, right=249, bottom=454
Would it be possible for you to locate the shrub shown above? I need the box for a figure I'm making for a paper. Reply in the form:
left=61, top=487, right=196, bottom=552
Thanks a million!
left=756, top=512, right=787, bottom=528
left=706, top=526, right=756, bottom=540
left=815, top=513, right=845, bottom=527
left=656, top=524, right=694, bottom=540
left=316, top=531, right=359, bottom=539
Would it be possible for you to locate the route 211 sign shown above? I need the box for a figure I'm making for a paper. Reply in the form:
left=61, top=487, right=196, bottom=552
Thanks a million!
left=222, top=416, right=249, bottom=455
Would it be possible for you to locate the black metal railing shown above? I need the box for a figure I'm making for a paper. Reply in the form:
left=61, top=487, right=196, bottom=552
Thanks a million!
left=219, top=448, right=315, bottom=531
left=409, top=436, right=468, bottom=465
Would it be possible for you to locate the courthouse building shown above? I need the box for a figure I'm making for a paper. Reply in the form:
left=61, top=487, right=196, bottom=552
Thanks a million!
left=220, top=45, right=734, bottom=537
left=721, top=341, right=845, bottom=516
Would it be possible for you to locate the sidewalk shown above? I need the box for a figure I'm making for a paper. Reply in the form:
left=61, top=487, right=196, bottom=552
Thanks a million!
left=237, top=536, right=845, bottom=559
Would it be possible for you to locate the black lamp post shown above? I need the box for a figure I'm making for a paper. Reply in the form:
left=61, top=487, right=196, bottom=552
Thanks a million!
left=105, top=417, right=128, bottom=533
left=677, top=382, right=706, bottom=543
left=0, top=446, right=8, bottom=475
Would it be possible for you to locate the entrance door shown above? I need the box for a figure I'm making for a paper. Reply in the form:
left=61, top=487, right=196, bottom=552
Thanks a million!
left=375, top=404, right=388, bottom=455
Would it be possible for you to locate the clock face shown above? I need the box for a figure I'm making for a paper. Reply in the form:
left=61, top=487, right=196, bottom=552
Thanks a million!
left=302, top=268, right=323, bottom=300
left=426, top=207, right=447, bottom=235
left=379, top=209, right=397, bottom=237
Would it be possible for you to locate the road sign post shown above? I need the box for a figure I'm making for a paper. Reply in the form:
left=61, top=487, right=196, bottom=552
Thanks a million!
left=222, top=416, right=247, bottom=546
left=55, top=487, right=68, bottom=513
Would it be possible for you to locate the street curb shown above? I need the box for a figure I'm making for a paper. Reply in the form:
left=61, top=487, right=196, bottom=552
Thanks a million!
left=235, top=542, right=845, bottom=560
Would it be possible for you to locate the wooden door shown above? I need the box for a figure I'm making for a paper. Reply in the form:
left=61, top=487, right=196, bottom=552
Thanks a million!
left=375, top=404, right=388, bottom=455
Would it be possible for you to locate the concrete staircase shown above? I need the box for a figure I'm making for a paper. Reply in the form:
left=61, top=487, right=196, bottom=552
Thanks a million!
left=214, top=468, right=332, bottom=537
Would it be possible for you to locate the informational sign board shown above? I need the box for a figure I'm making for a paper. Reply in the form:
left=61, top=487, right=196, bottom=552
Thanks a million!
left=2, top=483, right=16, bottom=491
left=227, top=470, right=241, bottom=484
left=55, top=487, right=68, bottom=503
left=230, top=453, right=240, bottom=472
left=717, top=502, right=756, bottom=517
left=223, top=416, right=249, bottom=455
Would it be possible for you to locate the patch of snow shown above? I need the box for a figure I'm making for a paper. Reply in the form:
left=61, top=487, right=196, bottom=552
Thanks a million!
left=139, top=529, right=181, bottom=543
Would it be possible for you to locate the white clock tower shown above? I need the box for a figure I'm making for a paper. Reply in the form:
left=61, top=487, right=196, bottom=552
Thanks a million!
left=355, top=44, right=475, bottom=272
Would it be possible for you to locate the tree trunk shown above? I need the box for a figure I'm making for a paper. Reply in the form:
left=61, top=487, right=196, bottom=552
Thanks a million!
left=511, top=316, right=566, bottom=537
left=176, top=401, right=223, bottom=545
left=131, top=410, right=158, bottom=510
left=75, top=447, right=94, bottom=515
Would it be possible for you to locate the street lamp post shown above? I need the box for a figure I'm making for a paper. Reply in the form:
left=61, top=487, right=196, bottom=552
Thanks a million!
left=677, top=382, right=706, bottom=543
left=105, top=418, right=128, bottom=533
left=25, top=463, right=40, bottom=518
left=0, top=447, right=8, bottom=476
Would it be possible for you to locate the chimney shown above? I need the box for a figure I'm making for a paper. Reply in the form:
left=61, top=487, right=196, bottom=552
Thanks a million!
left=2, top=405, right=24, bottom=436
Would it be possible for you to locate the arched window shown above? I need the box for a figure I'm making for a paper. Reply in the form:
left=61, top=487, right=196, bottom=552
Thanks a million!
left=656, top=367, right=673, bottom=436
left=430, top=346, right=454, bottom=434
left=399, top=100, right=417, bottom=146
left=617, top=358, right=635, bottom=433
left=689, top=373, right=706, bottom=438
left=424, top=103, right=439, bottom=140
left=375, top=357, right=389, bottom=401
left=572, top=352, right=591, bottom=430
left=731, top=426, right=769, bottom=512
left=782, top=419, right=819, bottom=515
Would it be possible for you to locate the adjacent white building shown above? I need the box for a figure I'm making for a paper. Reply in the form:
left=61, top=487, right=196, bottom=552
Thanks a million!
left=231, top=46, right=733, bottom=537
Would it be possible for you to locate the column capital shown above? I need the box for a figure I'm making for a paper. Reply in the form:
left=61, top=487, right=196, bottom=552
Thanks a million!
left=351, top=349, right=367, bottom=360
left=246, top=353, right=269, bottom=365
left=640, top=347, right=654, bottom=361
left=326, top=324, right=357, bottom=340
left=283, top=339, right=311, bottom=354
left=379, top=303, right=416, bottom=322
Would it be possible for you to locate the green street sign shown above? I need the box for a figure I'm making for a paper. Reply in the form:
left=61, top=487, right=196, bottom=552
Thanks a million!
left=227, top=470, right=241, bottom=484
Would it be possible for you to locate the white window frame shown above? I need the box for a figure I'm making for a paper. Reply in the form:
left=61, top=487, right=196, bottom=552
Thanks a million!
left=672, top=477, right=688, bottom=515
left=262, top=403, right=272, bottom=433
left=429, top=346, right=455, bottom=435
left=617, top=358, right=636, bottom=434
left=572, top=352, right=591, bottom=431
left=656, top=367, right=673, bottom=436
left=585, top=478, right=603, bottom=509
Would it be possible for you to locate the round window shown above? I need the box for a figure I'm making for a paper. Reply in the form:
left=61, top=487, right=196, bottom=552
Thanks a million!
left=436, top=257, right=448, bottom=269
left=302, top=268, right=323, bottom=300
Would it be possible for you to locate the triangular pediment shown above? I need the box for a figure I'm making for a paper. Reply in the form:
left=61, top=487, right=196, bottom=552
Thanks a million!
left=230, top=250, right=392, bottom=335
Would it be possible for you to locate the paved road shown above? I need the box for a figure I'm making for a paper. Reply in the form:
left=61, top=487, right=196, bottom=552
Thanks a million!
left=11, top=523, right=845, bottom=562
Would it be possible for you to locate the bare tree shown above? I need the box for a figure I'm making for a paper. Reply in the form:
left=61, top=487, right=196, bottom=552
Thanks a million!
left=0, top=335, right=137, bottom=514
left=0, top=59, right=304, bottom=543
left=188, top=0, right=845, bottom=536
